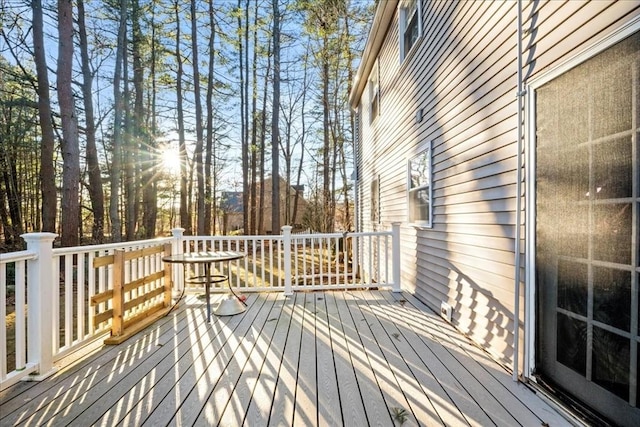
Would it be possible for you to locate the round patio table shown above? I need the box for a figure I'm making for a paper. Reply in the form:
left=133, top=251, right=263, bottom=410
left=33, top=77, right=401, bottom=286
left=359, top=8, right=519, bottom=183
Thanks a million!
left=162, top=251, right=246, bottom=322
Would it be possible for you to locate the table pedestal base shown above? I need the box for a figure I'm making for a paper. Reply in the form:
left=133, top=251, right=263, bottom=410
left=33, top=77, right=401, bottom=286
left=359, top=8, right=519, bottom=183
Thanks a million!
left=213, top=294, right=247, bottom=316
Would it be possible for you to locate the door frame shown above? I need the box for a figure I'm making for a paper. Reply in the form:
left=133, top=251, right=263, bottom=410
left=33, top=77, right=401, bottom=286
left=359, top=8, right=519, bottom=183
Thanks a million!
left=524, top=15, right=640, bottom=381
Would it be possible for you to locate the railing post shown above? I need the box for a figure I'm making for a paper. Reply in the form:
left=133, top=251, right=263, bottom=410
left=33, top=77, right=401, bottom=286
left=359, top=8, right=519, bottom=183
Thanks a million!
left=171, top=228, right=185, bottom=291
left=282, top=225, right=293, bottom=296
left=111, top=250, right=125, bottom=338
left=391, top=222, right=401, bottom=292
left=21, top=232, right=58, bottom=381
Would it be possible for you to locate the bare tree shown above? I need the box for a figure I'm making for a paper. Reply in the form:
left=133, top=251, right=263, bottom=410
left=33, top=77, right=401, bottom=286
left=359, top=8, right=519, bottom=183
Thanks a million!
left=258, top=39, right=272, bottom=235
left=109, top=0, right=128, bottom=242
left=57, top=0, right=81, bottom=246
left=249, top=0, right=259, bottom=235
left=191, top=0, right=205, bottom=235
left=205, top=0, right=216, bottom=235
left=134, top=0, right=157, bottom=239
left=271, top=0, right=280, bottom=233
left=175, top=0, right=190, bottom=234
left=237, top=0, right=249, bottom=235
left=32, top=0, right=57, bottom=233
left=78, top=0, right=104, bottom=242
left=292, top=47, right=311, bottom=227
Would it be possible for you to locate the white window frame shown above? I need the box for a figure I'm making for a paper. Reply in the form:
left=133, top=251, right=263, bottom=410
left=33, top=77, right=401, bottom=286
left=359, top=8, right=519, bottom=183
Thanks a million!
left=369, top=60, right=380, bottom=123
left=399, top=0, right=421, bottom=63
left=371, top=175, right=380, bottom=225
left=407, top=141, right=432, bottom=227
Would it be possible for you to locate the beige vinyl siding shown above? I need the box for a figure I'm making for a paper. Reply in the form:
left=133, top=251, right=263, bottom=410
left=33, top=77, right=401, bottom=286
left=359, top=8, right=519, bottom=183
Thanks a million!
left=355, top=0, right=640, bottom=365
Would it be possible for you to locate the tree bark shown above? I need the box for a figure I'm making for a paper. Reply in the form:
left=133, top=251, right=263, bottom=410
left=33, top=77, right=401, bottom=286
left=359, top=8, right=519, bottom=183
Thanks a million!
left=191, top=0, right=205, bottom=235
left=205, top=0, right=216, bottom=235
left=271, top=0, right=280, bottom=233
left=109, top=0, right=127, bottom=242
left=249, top=0, right=259, bottom=235
left=322, top=36, right=330, bottom=232
left=176, top=0, right=190, bottom=234
left=57, top=0, right=80, bottom=246
left=258, top=38, right=271, bottom=235
left=32, top=0, right=57, bottom=233
left=133, top=0, right=156, bottom=239
left=78, top=0, right=105, bottom=242
left=238, top=0, right=249, bottom=235
left=293, top=46, right=310, bottom=229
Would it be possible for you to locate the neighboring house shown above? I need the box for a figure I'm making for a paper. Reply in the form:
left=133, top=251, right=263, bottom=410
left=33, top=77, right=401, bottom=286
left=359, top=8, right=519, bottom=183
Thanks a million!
left=219, top=178, right=308, bottom=235
left=220, top=191, right=243, bottom=234
left=350, top=1, right=639, bottom=425
left=258, top=177, right=307, bottom=234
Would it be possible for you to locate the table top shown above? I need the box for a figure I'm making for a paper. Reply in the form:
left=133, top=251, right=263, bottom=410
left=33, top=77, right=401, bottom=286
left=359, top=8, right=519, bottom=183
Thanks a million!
left=162, top=251, right=245, bottom=264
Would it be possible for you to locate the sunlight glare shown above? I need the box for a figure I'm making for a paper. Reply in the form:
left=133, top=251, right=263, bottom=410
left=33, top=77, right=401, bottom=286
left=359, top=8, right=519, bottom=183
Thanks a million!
left=161, top=147, right=181, bottom=176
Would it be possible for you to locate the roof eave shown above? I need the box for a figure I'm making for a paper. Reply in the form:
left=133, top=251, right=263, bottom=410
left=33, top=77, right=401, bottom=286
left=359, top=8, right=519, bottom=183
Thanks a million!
left=348, top=0, right=398, bottom=110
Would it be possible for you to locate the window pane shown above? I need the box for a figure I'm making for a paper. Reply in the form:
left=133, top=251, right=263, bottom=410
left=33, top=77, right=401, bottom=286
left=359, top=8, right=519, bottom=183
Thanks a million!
left=557, top=260, right=587, bottom=316
left=593, top=137, right=633, bottom=199
left=593, top=203, right=632, bottom=264
left=404, top=14, right=419, bottom=56
left=591, top=60, right=633, bottom=139
left=371, top=179, right=379, bottom=223
left=408, top=143, right=432, bottom=225
left=593, top=267, right=631, bottom=332
left=593, top=327, right=630, bottom=401
left=556, top=313, right=587, bottom=375
left=401, top=0, right=419, bottom=59
left=409, top=188, right=430, bottom=223
left=409, top=153, right=430, bottom=189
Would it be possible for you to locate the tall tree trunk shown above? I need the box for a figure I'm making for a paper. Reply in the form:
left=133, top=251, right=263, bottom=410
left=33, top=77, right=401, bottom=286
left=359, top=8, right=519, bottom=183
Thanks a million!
left=283, top=111, right=291, bottom=225
left=322, top=36, right=330, bottom=233
left=32, top=0, right=57, bottom=233
left=292, top=47, right=310, bottom=227
left=176, top=0, right=190, bottom=234
left=258, top=39, right=271, bottom=235
left=342, top=13, right=352, bottom=230
left=0, top=142, right=23, bottom=245
left=78, top=0, right=104, bottom=242
left=134, top=0, right=156, bottom=239
left=238, top=0, right=249, bottom=235
left=110, top=0, right=127, bottom=242
left=123, top=27, right=135, bottom=240
left=205, top=0, right=216, bottom=235
left=191, top=0, right=205, bottom=235
left=58, top=0, right=80, bottom=246
left=249, top=0, right=259, bottom=235
left=271, top=0, right=280, bottom=233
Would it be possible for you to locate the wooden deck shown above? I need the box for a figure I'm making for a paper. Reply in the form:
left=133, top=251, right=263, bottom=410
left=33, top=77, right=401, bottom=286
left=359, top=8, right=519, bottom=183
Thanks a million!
left=0, top=290, right=570, bottom=426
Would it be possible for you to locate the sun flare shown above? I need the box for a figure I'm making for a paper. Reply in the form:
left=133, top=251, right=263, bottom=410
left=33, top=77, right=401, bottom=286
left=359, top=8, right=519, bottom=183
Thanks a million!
left=161, top=147, right=181, bottom=176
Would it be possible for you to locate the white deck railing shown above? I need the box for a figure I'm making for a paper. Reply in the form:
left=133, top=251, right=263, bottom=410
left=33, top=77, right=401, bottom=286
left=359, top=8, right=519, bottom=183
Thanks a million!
left=0, top=223, right=400, bottom=391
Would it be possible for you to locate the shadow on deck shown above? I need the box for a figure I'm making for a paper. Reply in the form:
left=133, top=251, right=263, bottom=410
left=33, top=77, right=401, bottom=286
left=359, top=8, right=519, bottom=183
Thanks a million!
left=0, top=290, right=570, bottom=426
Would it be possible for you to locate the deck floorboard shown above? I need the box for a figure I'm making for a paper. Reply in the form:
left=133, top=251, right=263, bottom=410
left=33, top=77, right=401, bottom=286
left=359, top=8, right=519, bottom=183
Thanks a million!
left=0, top=291, right=571, bottom=427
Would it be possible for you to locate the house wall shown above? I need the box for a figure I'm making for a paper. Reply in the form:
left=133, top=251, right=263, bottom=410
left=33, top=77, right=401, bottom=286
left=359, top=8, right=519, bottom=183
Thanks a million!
left=257, top=179, right=308, bottom=234
left=355, top=0, right=639, bottom=366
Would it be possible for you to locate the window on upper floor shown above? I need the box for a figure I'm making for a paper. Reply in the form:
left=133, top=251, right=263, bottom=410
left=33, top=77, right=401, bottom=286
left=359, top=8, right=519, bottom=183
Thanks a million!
left=399, top=0, right=421, bottom=62
left=408, top=141, right=432, bottom=227
left=369, top=60, right=380, bottom=123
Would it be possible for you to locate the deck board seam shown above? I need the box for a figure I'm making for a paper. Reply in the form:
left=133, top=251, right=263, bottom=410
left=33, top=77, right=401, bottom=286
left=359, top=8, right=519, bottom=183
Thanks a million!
left=2, top=299, right=203, bottom=426
left=395, top=291, right=556, bottom=425
left=160, top=293, right=277, bottom=426
left=355, top=289, right=439, bottom=426
left=372, top=290, right=490, bottom=426
left=108, top=294, right=261, bottom=426
left=325, top=291, right=370, bottom=427
left=48, top=297, right=213, bottom=426
left=243, top=292, right=297, bottom=426
left=214, top=294, right=289, bottom=426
